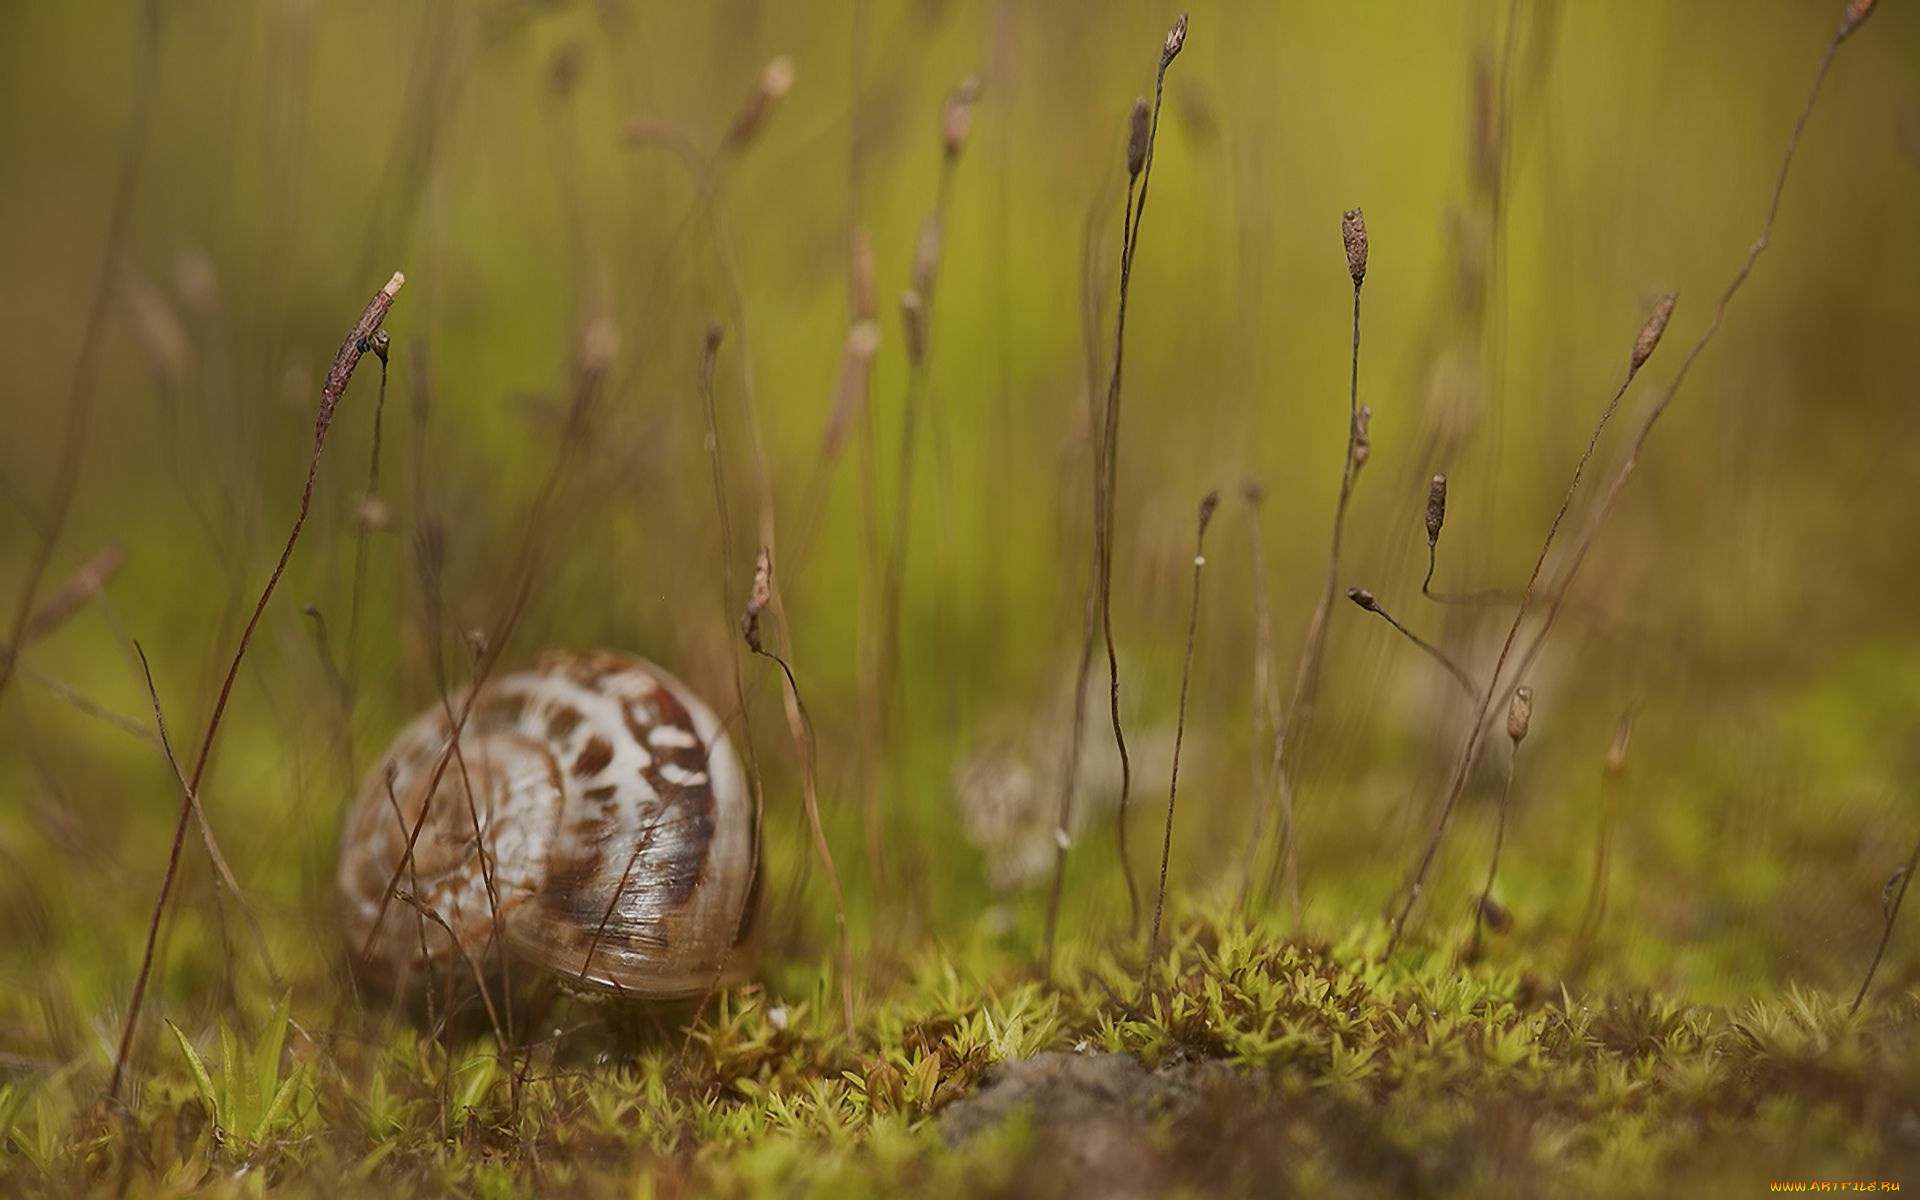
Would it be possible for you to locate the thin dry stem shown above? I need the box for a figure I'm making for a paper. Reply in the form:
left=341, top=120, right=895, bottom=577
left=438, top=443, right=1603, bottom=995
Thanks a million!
left=1470, top=690, right=1529, bottom=958
left=881, top=85, right=971, bottom=715
left=1853, top=829, right=1920, bottom=1015
left=1144, top=490, right=1215, bottom=993
left=1046, top=15, right=1186, bottom=965
left=111, top=271, right=404, bottom=1102
left=694, top=325, right=766, bottom=1001
left=1389, top=19, right=1857, bottom=955
left=1573, top=712, right=1631, bottom=964
left=1386, top=355, right=1634, bottom=954
left=742, top=546, right=854, bottom=1034
left=20, top=544, right=125, bottom=645
left=1468, top=740, right=1521, bottom=959
left=0, top=7, right=156, bottom=710
left=1265, top=233, right=1366, bottom=906
left=1236, top=484, right=1293, bottom=918
left=129, top=642, right=280, bottom=994
left=1102, top=15, right=1185, bottom=937
left=1348, top=587, right=1479, bottom=700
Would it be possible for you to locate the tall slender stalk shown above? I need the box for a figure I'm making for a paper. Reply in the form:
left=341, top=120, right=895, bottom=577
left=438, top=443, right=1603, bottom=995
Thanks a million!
left=111, top=273, right=404, bottom=1103
left=1264, top=209, right=1369, bottom=906
left=881, top=79, right=978, bottom=716
left=1044, top=13, right=1187, bottom=969
left=741, top=547, right=854, bottom=1033
left=1469, top=688, right=1530, bottom=958
left=1573, top=713, right=1631, bottom=966
left=694, top=326, right=767, bottom=990
left=1236, top=483, right=1291, bottom=918
left=1853, top=826, right=1920, bottom=1015
left=1144, top=490, right=1216, bottom=994
left=1036, top=194, right=1121, bottom=972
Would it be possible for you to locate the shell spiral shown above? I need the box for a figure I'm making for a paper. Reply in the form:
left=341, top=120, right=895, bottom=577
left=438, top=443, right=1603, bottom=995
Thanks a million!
left=338, top=651, right=754, bottom=997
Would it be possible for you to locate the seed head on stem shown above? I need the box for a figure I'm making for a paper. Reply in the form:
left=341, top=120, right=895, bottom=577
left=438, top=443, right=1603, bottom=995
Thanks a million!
left=1426, top=475, right=1448, bottom=548
left=1127, top=97, right=1151, bottom=179
left=1162, top=13, right=1188, bottom=65
left=1840, top=0, right=1879, bottom=40
left=943, top=76, right=982, bottom=160
left=1342, top=208, right=1369, bottom=288
left=1629, top=293, right=1678, bottom=379
left=1506, top=686, right=1533, bottom=745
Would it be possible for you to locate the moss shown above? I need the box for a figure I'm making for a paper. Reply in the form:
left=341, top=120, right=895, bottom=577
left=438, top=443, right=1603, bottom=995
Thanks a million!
left=3, top=914, right=1916, bottom=1197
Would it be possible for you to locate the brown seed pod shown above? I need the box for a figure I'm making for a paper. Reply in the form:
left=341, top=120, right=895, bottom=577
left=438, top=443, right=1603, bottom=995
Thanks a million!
left=338, top=651, right=755, bottom=997
left=1605, top=712, right=1632, bottom=778
left=1162, top=13, right=1189, bottom=65
left=1345, top=586, right=1379, bottom=612
left=1630, top=293, right=1678, bottom=378
left=900, top=290, right=927, bottom=366
left=943, top=76, right=981, bottom=159
left=549, top=40, right=585, bottom=99
left=1840, top=0, right=1879, bottom=40
left=353, top=495, right=392, bottom=533
left=742, top=546, right=774, bottom=653
left=822, top=320, right=882, bottom=459
left=1507, top=685, right=1533, bottom=745
left=1341, top=208, right=1369, bottom=287
left=119, top=268, right=190, bottom=385
left=1479, top=894, right=1514, bottom=934
left=912, top=214, right=943, bottom=303
left=724, top=55, right=796, bottom=151
left=1127, top=97, right=1151, bottom=179
left=1426, top=474, right=1448, bottom=547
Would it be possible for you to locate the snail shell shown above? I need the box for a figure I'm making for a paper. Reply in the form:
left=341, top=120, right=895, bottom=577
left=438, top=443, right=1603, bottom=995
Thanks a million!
left=337, top=650, right=755, bottom=998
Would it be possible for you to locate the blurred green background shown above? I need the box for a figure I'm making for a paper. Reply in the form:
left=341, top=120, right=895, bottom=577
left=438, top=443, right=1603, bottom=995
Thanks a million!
left=1, top=0, right=1918, bottom=1076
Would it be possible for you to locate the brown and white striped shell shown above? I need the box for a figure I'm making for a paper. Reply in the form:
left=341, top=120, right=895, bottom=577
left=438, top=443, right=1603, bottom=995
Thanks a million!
left=338, top=651, right=755, bottom=998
